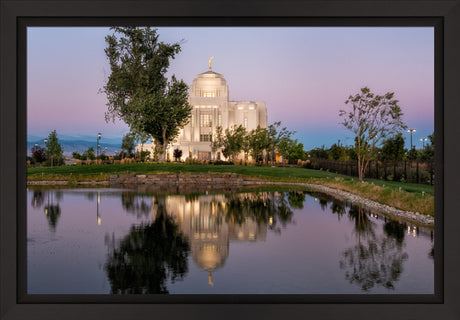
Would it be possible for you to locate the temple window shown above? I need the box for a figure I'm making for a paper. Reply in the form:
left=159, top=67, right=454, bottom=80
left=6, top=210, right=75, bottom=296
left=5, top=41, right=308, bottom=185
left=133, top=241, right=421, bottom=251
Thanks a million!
left=200, top=114, right=212, bottom=127
left=202, top=91, right=216, bottom=97
left=200, top=134, right=212, bottom=142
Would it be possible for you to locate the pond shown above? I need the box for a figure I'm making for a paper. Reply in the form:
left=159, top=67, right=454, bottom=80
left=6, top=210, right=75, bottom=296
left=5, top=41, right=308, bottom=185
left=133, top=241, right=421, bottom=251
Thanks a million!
left=27, top=186, right=434, bottom=294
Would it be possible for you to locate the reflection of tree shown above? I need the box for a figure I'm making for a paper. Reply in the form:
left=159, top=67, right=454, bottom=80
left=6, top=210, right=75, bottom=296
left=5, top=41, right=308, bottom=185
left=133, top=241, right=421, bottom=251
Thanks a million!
left=348, top=205, right=374, bottom=237
left=287, top=191, right=305, bottom=209
left=104, top=199, right=190, bottom=294
left=319, top=198, right=328, bottom=211
left=44, top=204, right=61, bottom=231
left=330, top=199, right=346, bottom=218
left=31, top=190, right=45, bottom=208
left=339, top=206, right=409, bottom=292
left=41, top=190, right=62, bottom=232
left=429, top=245, right=434, bottom=260
left=383, top=220, right=405, bottom=244
left=224, top=192, right=294, bottom=233
left=86, top=192, right=95, bottom=201
left=121, top=192, right=151, bottom=217
left=54, top=190, right=63, bottom=201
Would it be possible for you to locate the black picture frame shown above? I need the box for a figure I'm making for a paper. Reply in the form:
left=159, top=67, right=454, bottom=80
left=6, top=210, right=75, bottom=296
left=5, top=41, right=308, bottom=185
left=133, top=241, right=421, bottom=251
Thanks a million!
left=1, top=1, right=459, bottom=319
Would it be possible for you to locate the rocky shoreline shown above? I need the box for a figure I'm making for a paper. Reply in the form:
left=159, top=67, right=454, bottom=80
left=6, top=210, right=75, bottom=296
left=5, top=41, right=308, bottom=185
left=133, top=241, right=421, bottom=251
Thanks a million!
left=243, top=181, right=434, bottom=227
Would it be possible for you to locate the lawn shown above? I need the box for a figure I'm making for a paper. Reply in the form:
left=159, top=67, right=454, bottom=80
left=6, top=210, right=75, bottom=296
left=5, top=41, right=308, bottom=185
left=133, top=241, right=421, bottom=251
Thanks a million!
left=27, top=162, right=435, bottom=216
left=27, top=162, right=434, bottom=193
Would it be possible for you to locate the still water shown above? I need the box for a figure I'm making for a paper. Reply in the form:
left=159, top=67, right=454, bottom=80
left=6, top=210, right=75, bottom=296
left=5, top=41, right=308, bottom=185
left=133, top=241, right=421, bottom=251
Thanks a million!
left=27, top=187, right=434, bottom=294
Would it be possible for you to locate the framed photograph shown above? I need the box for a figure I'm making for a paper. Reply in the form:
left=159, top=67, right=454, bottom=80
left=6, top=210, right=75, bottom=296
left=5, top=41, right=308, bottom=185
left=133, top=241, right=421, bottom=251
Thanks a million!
left=1, top=1, right=459, bottom=320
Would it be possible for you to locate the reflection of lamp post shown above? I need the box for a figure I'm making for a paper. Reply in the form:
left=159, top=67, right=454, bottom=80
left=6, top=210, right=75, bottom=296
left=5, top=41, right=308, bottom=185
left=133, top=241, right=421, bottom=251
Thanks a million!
left=45, top=190, right=50, bottom=215
left=97, top=191, right=102, bottom=226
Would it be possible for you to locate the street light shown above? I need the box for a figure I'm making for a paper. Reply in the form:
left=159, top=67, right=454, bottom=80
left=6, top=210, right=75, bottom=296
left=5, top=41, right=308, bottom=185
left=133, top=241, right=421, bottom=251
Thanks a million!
left=97, top=133, right=102, bottom=161
left=407, top=129, right=416, bottom=160
left=420, top=138, right=427, bottom=149
left=44, top=138, right=52, bottom=168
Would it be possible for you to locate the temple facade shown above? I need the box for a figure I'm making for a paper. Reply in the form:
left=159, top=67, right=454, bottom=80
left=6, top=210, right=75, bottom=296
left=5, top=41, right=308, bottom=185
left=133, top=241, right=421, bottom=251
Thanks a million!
left=135, top=61, right=267, bottom=161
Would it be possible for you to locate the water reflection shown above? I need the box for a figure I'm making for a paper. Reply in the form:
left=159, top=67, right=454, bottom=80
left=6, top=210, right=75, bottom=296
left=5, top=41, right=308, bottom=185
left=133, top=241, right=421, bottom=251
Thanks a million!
left=339, top=206, right=409, bottom=291
left=27, top=187, right=434, bottom=294
left=104, top=198, right=190, bottom=294
left=121, top=192, right=152, bottom=217
left=105, top=191, right=296, bottom=290
left=32, top=189, right=62, bottom=231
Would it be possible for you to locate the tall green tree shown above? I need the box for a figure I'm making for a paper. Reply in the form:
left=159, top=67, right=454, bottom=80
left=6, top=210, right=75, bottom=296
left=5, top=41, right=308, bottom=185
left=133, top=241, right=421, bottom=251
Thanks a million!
left=103, top=27, right=192, bottom=162
left=339, top=87, right=407, bottom=181
left=121, top=133, right=135, bottom=158
left=381, top=133, right=406, bottom=161
left=267, top=121, right=294, bottom=164
left=246, top=126, right=268, bottom=164
left=279, top=139, right=306, bottom=163
left=213, top=125, right=247, bottom=162
left=418, top=132, right=434, bottom=161
left=81, top=147, right=96, bottom=160
left=44, top=130, right=63, bottom=167
left=329, top=140, right=347, bottom=160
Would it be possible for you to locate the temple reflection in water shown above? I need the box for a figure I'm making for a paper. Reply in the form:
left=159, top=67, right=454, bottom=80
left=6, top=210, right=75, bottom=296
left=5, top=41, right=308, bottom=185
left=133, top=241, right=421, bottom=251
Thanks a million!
left=158, top=193, right=268, bottom=285
left=27, top=188, right=434, bottom=294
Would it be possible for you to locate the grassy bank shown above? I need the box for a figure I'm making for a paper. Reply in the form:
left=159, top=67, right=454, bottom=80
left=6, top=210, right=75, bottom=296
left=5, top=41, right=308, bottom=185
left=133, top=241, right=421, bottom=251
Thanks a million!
left=27, top=163, right=434, bottom=216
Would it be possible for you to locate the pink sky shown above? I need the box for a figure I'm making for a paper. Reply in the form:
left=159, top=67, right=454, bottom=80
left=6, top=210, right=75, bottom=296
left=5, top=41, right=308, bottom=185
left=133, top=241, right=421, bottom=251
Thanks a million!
left=27, top=27, right=434, bottom=149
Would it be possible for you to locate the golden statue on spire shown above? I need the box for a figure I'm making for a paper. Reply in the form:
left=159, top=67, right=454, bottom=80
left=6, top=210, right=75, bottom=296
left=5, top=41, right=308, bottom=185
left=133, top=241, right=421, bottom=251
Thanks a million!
left=208, top=270, right=214, bottom=287
left=209, top=56, right=214, bottom=71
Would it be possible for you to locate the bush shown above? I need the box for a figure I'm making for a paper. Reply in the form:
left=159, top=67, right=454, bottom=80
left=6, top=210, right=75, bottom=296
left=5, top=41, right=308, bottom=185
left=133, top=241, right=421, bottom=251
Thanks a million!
left=211, top=160, right=234, bottom=165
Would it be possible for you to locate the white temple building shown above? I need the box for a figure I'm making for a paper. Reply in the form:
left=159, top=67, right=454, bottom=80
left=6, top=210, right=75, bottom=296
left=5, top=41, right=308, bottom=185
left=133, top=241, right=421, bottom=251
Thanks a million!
left=135, top=58, right=268, bottom=161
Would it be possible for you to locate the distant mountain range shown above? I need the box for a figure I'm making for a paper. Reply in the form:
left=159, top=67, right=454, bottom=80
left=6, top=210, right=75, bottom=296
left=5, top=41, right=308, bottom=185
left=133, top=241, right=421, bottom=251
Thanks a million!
left=27, top=134, right=123, bottom=158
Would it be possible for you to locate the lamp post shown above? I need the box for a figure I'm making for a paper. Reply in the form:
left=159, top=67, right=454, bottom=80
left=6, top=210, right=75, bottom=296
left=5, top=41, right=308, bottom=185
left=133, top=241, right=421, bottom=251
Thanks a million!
left=44, top=138, right=52, bottom=168
left=407, top=129, right=416, bottom=160
left=97, top=133, right=102, bottom=162
left=420, top=138, right=427, bottom=149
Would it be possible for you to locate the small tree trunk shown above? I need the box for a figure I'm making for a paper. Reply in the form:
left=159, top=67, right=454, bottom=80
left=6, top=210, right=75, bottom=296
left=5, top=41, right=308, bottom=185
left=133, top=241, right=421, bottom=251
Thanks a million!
left=159, top=127, right=168, bottom=162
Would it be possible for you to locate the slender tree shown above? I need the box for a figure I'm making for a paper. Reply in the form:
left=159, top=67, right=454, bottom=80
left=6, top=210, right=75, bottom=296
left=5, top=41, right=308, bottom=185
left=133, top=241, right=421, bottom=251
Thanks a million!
left=81, top=147, right=96, bottom=160
left=44, top=130, right=63, bottom=167
left=246, top=126, right=268, bottom=164
left=339, top=87, right=407, bottom=181
left=213, top=125, right=247, bottom=163
left=267, top=121, right=294, bottom=164
left=102, top=27, right=192, bottom=162
left=121, top=133, right=135, bottom=158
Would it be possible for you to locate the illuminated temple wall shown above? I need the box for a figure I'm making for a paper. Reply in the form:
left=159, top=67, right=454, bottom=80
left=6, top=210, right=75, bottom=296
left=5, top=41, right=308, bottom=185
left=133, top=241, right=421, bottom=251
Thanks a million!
left=136, top=68, right=268, bottom=161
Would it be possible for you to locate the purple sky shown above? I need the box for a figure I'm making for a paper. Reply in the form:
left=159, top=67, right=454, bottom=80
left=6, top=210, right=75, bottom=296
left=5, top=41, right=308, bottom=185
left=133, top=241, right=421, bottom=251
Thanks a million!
left=27, top=27, right=434, bottom=150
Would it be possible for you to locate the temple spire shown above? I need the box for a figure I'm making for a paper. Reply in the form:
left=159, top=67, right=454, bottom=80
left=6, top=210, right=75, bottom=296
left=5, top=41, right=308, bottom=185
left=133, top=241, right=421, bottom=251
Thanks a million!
left=209, top=56, right=214, bottom=71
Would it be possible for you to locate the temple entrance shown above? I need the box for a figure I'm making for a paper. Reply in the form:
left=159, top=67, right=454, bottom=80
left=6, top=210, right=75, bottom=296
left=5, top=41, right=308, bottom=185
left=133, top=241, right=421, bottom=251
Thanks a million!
left=198, top=151, right=211, bottom=161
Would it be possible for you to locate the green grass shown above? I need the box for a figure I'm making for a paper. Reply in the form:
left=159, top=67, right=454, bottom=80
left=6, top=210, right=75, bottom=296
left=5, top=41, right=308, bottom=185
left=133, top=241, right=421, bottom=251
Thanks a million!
left=27, top=163, right=435, bottom=216
left=27, top=162, right=434, bottom=193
